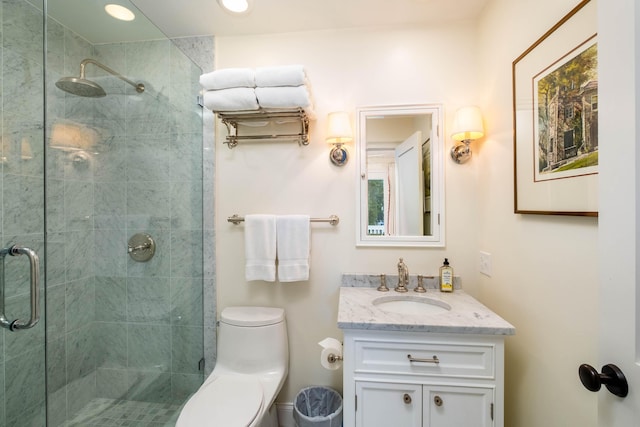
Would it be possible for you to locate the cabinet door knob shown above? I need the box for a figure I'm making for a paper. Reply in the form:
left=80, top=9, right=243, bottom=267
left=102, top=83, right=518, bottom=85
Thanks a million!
left=434, top=395, right=443, bottom=407
left=403, top=393, right=412, bottom=404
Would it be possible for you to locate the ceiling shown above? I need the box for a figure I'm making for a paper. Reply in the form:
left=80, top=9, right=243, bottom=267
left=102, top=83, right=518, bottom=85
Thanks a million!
left=131, top=0, right=488, bottom=38
left=47, top=0, right=164, bottom=44
left=48, top=0, right=489, bottom=44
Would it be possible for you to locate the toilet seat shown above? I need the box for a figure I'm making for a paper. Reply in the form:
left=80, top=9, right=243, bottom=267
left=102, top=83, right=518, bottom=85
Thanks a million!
left=178, top=376, right=264, bottom=426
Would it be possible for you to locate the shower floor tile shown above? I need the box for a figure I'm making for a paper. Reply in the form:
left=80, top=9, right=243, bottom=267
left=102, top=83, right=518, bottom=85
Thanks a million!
left=64, top=398, right=182, bottom=427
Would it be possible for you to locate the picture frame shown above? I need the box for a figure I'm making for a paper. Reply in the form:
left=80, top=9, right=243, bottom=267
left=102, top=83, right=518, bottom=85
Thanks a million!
left=512, top=0, right=598, bottom=216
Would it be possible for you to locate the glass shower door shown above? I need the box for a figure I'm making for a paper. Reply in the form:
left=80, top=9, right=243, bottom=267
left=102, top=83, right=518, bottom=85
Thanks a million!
left=44, top=1, right=205, bottom=425
left=0, top=0, right=48, bottom=425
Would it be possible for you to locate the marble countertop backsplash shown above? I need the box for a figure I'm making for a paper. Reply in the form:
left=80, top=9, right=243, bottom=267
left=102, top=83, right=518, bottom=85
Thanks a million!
left=341, top=273, right=462, bottom=290
left=338, top=275, right=515, bottom=335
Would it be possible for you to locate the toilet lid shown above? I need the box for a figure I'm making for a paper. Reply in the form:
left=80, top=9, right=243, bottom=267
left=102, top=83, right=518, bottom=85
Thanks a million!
left=221, top=306, right=285, bottom=327
left=178, top=376, right=263, bottom=426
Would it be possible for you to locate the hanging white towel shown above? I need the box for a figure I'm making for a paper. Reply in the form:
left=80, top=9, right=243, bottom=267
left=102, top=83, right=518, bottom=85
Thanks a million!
left=245, top=214, right=277, bottom=282
left=199, top=68, right=256, bottom=90
left=203, top=88, right=259, bottom=112
left=276, top=215, right=310, bottom=282
left=255, top=65, right=307, bottom=87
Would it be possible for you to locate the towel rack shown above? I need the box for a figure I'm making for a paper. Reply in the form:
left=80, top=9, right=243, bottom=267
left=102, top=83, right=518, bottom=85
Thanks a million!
left=217, top=108, right=310, bottom=149
left=227, top=214, right=339, bottom=226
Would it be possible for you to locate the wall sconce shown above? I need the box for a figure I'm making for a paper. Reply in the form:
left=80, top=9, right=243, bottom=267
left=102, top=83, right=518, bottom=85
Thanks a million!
left=0, top=137, right=33, bottom=164
left=21, top=138, right=33, bottom=160
left=50, top=121, right=99, bottom=152
left=450, top=106, right=484, bottom=164
left=50, top=121, right=100, bottom=167
left=326, top=111, right=352, bottom=166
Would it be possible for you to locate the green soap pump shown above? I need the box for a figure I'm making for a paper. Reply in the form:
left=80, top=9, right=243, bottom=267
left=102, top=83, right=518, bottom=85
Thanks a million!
left=439, top=258, right=454, bottom=292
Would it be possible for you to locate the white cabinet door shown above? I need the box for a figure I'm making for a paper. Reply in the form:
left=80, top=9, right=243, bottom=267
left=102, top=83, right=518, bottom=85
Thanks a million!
left=355, top=381, right=422, bottom=427
left=424, top=386, right=494, bottom=427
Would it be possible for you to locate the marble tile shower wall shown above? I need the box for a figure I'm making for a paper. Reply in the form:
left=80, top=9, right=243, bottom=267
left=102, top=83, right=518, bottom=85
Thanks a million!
left=1, top=0, right=47, bottom=426
left=45, top=13, right=204, bottom=427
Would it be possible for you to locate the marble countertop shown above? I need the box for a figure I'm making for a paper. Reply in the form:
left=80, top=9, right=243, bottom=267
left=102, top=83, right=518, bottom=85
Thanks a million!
left=337, top=287, right=515, bottom=335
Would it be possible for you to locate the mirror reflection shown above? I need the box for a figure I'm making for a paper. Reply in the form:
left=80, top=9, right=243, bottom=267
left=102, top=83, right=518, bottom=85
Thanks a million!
left=357, top=105, right=444, bottom=247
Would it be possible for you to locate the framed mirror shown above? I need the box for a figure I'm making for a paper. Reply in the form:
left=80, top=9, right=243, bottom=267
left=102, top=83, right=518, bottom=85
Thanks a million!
left=356, top=104, right=444, bottom=247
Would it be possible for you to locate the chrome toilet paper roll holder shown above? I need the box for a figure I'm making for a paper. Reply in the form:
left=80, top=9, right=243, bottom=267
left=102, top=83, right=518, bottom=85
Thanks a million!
left=326, top=353, right=343, bottom=364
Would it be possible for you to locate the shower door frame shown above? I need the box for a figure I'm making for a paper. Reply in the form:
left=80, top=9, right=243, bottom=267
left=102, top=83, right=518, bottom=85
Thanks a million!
left=0, top=0, right=49, bottom=425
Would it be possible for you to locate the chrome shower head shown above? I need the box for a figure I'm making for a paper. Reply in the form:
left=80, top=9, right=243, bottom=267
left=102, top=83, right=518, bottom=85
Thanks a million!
left=55, top=76, right=106, bottom=98
left=55, top=58, right=145, bottom=98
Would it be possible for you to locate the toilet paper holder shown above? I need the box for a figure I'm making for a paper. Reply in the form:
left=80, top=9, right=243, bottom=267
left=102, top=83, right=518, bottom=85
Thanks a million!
left=326, top=353, right=343, bottom=364
left=319, top=337, right=344, bottom=369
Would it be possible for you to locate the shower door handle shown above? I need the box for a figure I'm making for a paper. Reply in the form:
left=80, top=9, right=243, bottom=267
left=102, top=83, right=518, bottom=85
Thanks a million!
left=0, top=245, right=40, bottom=331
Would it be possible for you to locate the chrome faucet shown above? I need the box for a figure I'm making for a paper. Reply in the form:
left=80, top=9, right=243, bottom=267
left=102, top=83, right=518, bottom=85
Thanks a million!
left=395, top=258, right=409, bottom=292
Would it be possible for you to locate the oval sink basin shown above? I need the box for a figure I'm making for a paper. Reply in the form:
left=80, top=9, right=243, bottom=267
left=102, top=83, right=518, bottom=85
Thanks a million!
left=372, top=295, right=451, bottom=315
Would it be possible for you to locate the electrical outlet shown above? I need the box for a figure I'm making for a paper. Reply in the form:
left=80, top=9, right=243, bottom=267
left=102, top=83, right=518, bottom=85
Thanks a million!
left=479, top=251, right=492, bottom=277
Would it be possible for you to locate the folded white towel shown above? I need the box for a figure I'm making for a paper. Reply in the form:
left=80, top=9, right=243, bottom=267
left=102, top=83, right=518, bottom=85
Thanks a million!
left=255, top=65, right=307, bottom=87
left=255, top=86, right=314, bottom=114
left=203, top=88, right=259, bottom=112
left=276, top=215, right=310, bottom=282
left=199, top=68, right=255, bottom=90
left=245, top=214, right=277, bottom=282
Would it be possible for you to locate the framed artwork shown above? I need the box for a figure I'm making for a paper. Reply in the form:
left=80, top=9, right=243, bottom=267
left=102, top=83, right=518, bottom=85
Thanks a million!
left=513, top=0, right=598, bottom=216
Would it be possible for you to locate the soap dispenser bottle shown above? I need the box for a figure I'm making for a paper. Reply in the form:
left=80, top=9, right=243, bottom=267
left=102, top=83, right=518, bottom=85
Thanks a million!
left=439, top=258, right=454, bottom=292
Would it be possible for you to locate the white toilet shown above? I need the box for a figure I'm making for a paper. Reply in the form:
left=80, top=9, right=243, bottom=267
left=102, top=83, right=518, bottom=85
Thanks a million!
left=176, top=306, right=289, bottom=427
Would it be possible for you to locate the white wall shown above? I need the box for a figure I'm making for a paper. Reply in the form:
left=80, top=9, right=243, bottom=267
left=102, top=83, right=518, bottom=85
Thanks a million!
left=477, top=1, right=599, bottom=426
left=214, top=2, right=601, bottom=425
left=215, top=24, right=485, bottom=402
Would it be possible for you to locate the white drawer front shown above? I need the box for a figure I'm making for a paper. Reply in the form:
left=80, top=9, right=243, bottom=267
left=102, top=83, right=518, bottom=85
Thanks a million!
left=354, top=340, right=495, bottom=379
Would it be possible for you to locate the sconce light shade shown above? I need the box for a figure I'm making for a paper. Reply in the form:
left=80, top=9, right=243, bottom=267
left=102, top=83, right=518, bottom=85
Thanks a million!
left=450, top=106, right=484, bottom=164
left=326, top=112, right=353, bottom=144
left=451, top=106, right=484, bottom=141
left=50, top=121, right=99, bottom=151
left=327, top=111, right=352, bottom=166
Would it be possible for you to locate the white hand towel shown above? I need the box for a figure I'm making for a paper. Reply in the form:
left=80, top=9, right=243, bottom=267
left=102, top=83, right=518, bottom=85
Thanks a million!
left=255, top=86, right=315, bottom=118
left=255, top=65, right=307, bottom=87
left=276, top=215, right=310, bottom=282
left=245, top=214, right=277, bottom=282
left=199, top=68, right=255, bottom=90
left=203, top=88, right=259, bottom=112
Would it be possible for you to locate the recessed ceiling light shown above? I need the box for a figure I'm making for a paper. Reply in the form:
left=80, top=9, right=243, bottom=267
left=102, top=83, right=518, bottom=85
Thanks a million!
left=217, top=0, right=252, bottom=14
left=105, top=4, right=136, bottom=21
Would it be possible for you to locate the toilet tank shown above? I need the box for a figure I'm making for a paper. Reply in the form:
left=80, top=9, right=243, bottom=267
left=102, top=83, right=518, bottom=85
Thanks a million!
left=217, top=306, right=289, bottom=374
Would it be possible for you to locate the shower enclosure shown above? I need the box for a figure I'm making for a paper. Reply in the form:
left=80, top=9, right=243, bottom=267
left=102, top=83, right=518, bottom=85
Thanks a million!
left=0, top=0, right=205, bottom=425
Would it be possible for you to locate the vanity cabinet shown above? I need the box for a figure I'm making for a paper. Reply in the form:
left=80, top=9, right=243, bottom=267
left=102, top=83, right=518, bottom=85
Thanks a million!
left=343, top=330, right=505, bottom=427
left=355, top=382, right=493, bottom=427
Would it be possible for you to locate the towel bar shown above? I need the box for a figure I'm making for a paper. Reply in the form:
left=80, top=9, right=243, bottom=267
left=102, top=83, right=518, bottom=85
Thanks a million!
left=227, top=214, right=339, bottom=226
